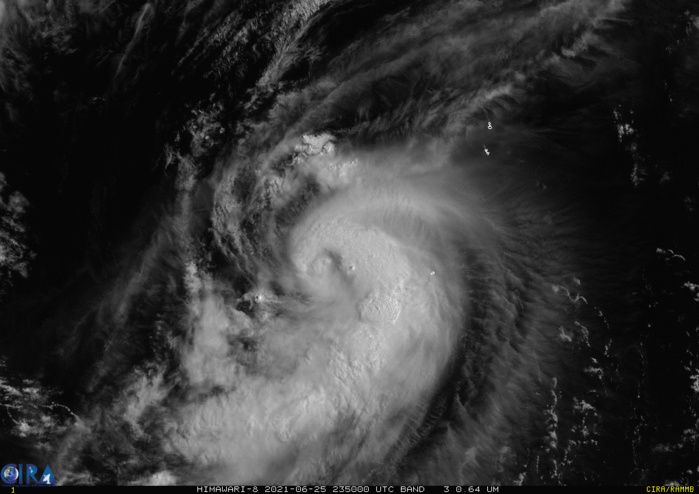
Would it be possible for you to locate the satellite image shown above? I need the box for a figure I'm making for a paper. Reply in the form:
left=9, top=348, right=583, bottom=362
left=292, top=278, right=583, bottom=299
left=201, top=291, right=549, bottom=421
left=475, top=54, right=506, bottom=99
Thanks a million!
left=0, top=0, right=698, bottom=486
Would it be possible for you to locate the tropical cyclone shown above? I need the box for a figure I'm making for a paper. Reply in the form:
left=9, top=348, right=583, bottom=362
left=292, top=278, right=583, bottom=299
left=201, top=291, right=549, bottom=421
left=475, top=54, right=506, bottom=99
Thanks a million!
left=1, top=0, right=697, bottom=487
left=174, top=135, right=473, bottom=484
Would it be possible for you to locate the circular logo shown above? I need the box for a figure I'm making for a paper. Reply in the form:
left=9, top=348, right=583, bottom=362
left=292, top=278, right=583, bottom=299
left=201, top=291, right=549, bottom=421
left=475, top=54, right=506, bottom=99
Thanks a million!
left=2, top=466, right=18, bottom=483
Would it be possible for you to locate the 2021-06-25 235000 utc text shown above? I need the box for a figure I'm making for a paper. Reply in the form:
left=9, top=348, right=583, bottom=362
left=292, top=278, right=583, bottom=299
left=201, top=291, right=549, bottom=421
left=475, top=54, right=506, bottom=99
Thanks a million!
left=195, top=486, right=501, bottom=493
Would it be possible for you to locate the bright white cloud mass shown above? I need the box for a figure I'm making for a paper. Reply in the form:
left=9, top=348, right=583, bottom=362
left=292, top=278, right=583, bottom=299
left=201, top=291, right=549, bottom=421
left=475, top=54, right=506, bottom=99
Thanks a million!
left=0, top=0, right=698, bottom=486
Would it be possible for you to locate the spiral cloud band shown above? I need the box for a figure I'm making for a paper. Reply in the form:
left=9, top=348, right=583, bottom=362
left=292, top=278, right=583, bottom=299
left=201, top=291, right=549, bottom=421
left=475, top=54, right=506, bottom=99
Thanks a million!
left=166, top=137, right=475, bottom=484
left=1, top=0, right=698, bottom=487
